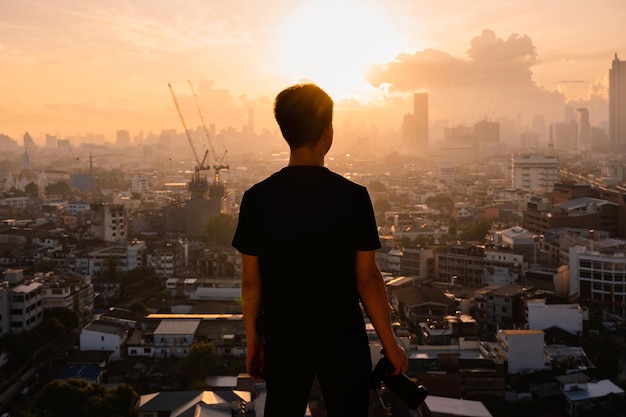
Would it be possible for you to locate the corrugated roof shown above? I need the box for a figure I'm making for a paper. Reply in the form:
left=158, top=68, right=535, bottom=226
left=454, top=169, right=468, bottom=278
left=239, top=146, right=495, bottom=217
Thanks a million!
left=154, top=319, right=201, bottom=335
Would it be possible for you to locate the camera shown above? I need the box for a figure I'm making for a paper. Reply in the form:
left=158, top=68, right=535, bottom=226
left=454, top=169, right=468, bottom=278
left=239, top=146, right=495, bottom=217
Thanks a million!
left=370, top=357, right=428, bottom=410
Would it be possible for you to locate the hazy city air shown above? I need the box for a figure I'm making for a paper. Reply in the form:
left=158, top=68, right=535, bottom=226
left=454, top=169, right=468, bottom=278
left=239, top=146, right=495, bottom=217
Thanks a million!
left=1, top=1, right=626, bottom=416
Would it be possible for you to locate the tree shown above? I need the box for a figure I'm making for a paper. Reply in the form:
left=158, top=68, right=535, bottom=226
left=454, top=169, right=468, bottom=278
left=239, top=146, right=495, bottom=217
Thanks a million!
left=459, top=218, right=492, bottom=242
left=373, top=197, right=391, bottom=213
left=29, top=379, right=139, bottom=417
left=25, top=182, right=39, bottom=198
left=367, top=181, right=387, bottom=193
left=45, top=181, right=73, bottom=199
left=205, top=213, right=237, bottom=247
left=185, top=342, right=218, bottom=376
left=425, top=195, right=454, bottom=214
left=39, top=317, right=64, bottom=339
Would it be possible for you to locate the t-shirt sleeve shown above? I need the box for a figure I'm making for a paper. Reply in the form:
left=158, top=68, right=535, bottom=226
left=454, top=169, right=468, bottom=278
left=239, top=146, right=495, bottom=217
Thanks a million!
left=354, top=185, right=382, bottom=251
left=231, top=190, right=260, bottom=255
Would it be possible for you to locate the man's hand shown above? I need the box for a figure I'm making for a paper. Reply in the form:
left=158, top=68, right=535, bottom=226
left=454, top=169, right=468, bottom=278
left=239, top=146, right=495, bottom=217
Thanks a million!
left=383, top=343, right=408, bottom=375
left=246, top=338, right=265, bottom=379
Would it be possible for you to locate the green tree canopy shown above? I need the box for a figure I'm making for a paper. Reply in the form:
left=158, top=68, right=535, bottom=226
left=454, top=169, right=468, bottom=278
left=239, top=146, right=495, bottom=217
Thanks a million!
left=205, top=213, right=238, bottom=247
left=185, top=341, right=218, bottom=376
left=29, top=379, right=139, bottom=417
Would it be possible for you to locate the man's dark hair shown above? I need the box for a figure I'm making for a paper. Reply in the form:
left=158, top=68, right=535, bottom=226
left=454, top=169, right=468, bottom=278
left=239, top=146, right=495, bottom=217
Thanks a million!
left=274, top=83, right=334, bottom=149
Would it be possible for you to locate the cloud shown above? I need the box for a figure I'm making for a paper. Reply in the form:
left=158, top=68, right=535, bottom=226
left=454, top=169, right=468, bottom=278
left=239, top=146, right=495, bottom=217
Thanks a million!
left=368, top=29, right=539, bottom=90
left=365, top=29, right=567, bottom=124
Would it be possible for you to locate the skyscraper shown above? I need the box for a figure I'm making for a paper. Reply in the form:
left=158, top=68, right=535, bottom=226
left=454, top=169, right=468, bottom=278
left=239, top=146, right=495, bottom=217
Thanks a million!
left=609, top=53, right=626, bottom=146
left=413, top=92, right=429, bottom=148
left=576, top=108, right=590, bottom=147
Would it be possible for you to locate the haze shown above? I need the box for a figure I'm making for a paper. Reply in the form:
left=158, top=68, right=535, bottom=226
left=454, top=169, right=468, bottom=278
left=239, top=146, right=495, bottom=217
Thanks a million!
left=1, top=0, right=624, bottom=144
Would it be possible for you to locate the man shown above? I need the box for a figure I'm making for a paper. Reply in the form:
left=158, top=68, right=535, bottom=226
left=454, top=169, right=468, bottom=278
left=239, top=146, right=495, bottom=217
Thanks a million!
left=232, top=83, right=407, bottom=417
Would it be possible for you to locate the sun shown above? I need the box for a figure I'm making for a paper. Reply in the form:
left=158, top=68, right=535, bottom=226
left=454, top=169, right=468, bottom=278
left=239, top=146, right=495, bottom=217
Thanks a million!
left=276, top=0, right=404, bottom=101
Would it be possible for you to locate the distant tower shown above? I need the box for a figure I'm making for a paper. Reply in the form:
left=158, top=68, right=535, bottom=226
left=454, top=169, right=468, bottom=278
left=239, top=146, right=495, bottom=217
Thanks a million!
left=116, top=130, right=131, bottom=146
left=45, top=134, right=57, bottom=149
left=531, top=115, right=546, bottom=147
left=248, top=107, right=255, bottom=135
left=576, top=108, right=590, bottom=147
left=23, top=132, right=36, bottom=153
left=21, top=150, right=30, bottom=171
left=413, top=92, right=429, bottom=148
left=610, top=53, right=626, bottom=146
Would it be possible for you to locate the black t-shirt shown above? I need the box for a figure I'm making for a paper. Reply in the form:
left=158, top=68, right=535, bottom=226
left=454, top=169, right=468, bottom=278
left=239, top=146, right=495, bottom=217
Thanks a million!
left=232, top=166, right=381, bottom=345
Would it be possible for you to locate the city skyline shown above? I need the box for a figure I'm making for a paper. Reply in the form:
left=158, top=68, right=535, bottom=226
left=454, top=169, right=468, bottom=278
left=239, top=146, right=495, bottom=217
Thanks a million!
left=1, top=0, right=625, bottom=142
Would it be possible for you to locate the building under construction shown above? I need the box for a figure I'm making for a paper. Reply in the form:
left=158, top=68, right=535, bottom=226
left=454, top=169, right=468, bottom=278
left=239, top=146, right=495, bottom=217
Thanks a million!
left=162, top=82, right=228, bottom=239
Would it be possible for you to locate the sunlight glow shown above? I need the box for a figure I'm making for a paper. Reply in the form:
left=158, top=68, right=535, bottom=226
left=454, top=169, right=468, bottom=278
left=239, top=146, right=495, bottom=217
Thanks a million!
left=277, top=0, right=405, bottom=101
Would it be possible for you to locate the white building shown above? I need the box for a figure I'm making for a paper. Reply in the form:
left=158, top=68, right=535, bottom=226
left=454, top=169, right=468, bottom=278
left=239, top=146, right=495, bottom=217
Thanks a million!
left=500, top=226, right=536, bottom=249
left=131, top=175, right=150, bottom=194
left=40, top=274, right=94, bottom=324
left=495, top=329, right=549, bottom=374
left=0, top=196, right=30, bottom=210
left=153, top=319, right=201, bottom=358
left=512, top=152, right=559, bottom=192
left=80, top=320, right=129, bottom=360
left=88, top=241, right=146, bottom=276
left=438, top=161, right=456, bottom=184
left=8, top=281, right=44, bottom=334
left=90, top=203, right=127, bottom=242
left=568, top=245, right=626, bottom=319
left=526, top=300, right=585, bottom=335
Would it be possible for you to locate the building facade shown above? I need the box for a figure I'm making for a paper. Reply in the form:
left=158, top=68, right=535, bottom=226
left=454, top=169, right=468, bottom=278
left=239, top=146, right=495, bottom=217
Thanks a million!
left=610, top=53, right=626, bottom=146
left=568, top=245, right=626, bottom=318
left=512, top=152, right=559, bottom=192
left=90, top=203, right=127, bottom=242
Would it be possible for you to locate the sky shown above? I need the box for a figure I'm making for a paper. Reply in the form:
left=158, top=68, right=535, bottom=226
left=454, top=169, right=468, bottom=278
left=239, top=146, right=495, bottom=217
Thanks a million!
left=1, top=0, right=625, bottom=144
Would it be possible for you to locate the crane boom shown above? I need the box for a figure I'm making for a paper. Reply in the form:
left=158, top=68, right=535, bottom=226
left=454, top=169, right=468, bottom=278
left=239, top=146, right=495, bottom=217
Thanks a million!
left=168, top=82, right=201, bottom=167
left=186, top=80, right=229, bottom=189
left=187, top=80, right=219, bottom=166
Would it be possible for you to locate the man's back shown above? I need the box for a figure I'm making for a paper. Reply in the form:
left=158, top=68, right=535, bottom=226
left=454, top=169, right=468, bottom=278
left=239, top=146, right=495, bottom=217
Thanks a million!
left=233, top=165, right=380, bottom=344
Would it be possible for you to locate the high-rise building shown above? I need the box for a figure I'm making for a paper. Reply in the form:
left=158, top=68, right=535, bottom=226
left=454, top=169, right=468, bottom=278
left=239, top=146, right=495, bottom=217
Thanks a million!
left=413, top=92, right=428, bottom=148
left=90, top=203, right=127, bottom=242
left=116, top=130, right=131, bottom=146
left=576, top=108, right=590, bottom=147
left=23, top=132, right=37, bottom=153
left=550, top=121, right=578, bottom=150
left=531, top=115, right=546, bottom=147
left=609, top=53, right=626, bottom=146
left=45, top=134, right=57, bottom=149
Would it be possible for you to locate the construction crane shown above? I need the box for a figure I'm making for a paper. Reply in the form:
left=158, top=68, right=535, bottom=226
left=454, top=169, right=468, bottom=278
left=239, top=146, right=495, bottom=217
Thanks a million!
left=168, top=82, right=211, bottom=199
left=186, top=80, right=229, bottom=194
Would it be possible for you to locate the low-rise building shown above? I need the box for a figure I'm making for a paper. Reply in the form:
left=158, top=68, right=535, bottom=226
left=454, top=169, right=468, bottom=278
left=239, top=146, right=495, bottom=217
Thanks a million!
left=526, top=299, right=586, bottom=335
left=79, top=320, right=129, bottom=360
left=556, top=373, right=625, bottom=417
left=494, top=329, right=549, bottom=374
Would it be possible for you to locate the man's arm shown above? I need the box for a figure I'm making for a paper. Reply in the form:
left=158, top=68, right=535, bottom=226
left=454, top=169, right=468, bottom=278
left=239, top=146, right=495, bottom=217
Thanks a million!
left=355, top=250, right=408, bottom=375
left=241, top=253, right=265, bottom=379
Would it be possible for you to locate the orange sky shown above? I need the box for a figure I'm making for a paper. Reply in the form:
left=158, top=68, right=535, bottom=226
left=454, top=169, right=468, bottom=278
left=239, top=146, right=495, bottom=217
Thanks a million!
left=1, top=0, right=625, bottom=144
